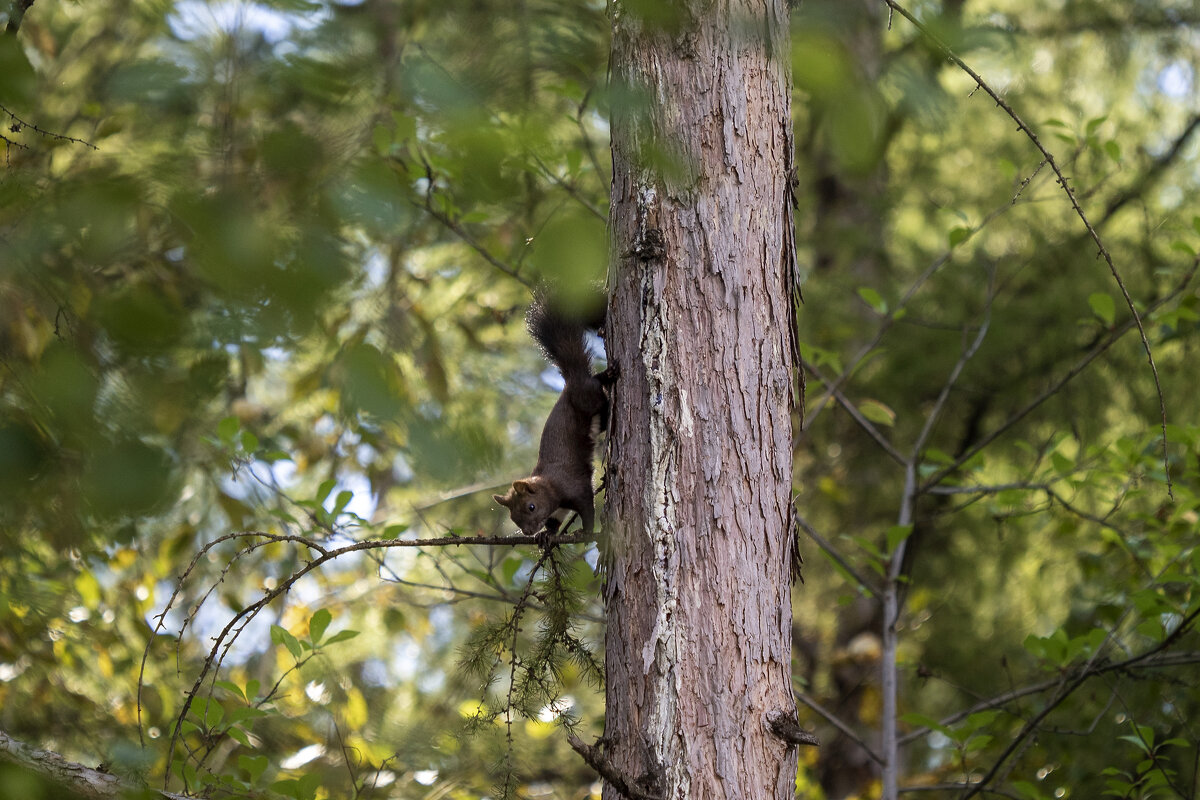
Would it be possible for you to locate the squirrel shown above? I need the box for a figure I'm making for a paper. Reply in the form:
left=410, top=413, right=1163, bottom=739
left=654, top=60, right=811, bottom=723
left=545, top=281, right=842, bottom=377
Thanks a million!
left=493, top=296, right=616, bottom=540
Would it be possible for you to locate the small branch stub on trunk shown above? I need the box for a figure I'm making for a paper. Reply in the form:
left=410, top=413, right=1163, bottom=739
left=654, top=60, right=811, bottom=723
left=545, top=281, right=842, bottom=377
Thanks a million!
left=766, top=709, right=821, bottom=747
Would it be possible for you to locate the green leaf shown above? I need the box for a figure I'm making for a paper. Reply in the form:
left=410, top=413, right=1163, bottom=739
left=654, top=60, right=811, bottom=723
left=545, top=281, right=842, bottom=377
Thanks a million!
left=324, top=629, right=360, bottom=645
left=858, top=399, right=896, bottom=427
left=217, top=416, right=239, bottom=442
left=1171, top=240, right=1196, bottom=256
left=239, top=431, right=259, bottom=452
left=215, top=680, right=245, bottom=701
left=1085, top=115, right=1108, bottom=135
left=314, top=479, right=337, bottom=505
left=203, top=701, right=224, bottom=729
left=948, top=226, right=971, bottom=248
left=1104, top=139, right=1121, bottom=163
left=851, top=535, right=883, bottom=560
left=965, top=733, right=993, bottom=752
left=309, top=608, right=332, bottom=644
left=272, top=773, right=322, bottom=800
left=1088, top=292, right=1115, bottom=326
left=857, top=287, right=887, bottom=314
left=240, top=755, right=269, bottom=783
left=372, top=124, right=391, bottom=156
left=885, top=525, right=913, bottom=552
left=899, top=712, right=952, bottom=737
left=271, top=624, right=304, bottom=660
left=226, top=706, right=267, bottom=725
left=331, top=490, right=353, bottom=517
left=1118, top=734, right=1151, bottom=754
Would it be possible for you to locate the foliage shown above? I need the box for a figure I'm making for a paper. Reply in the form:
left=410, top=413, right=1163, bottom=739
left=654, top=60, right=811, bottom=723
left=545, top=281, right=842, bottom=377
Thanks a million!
left=0, top=0, right=1199, bottom=798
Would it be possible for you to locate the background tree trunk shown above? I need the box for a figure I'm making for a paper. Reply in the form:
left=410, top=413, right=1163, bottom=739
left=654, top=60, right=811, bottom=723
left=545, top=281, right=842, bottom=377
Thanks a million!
left=602, top=2, right=801, bottom=798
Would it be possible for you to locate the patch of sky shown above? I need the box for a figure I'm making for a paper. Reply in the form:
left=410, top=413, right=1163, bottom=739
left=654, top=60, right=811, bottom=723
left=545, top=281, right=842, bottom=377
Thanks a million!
left=364, top=249, right=390, bottom=291
left=168, top=0, right=328, bottom=46
left=540, top=366, right=566, bottom=392
left=391, top=634, right=421, bottom=681
left=583, top=544, right=600, bottom=570
left=325, top=469, right=377, bottom=521
left=360, top=658, right=390, bottom=687
left=1158, top=60, right=1193, bottom=99
left=148, top=578, right=273, bottom=663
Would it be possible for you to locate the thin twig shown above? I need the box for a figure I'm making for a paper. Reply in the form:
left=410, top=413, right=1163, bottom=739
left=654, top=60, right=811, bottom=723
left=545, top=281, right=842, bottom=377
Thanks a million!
left=0, top=101, right=98, bottom=150
left=802, top=358, right=907, bottom=466
left=794, top=513, right=878, bottom=597
left=794, top=693, right=884, bottom=766
left=566, top=733, right=662, bottom=800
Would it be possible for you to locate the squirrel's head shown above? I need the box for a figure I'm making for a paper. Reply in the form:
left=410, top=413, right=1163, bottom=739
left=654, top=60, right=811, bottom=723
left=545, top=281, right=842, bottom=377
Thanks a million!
left=493, top=478, right=557, bottom=536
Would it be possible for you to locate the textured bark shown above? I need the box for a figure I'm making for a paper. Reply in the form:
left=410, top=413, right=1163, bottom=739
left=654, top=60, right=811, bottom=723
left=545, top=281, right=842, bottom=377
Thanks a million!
left=0, top=728, right=188, bottom=799
left=602, top=2, right=801, bottom=798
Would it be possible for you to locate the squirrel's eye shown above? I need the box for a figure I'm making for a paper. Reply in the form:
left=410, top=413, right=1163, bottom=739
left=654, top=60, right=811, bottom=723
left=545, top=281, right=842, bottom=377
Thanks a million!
left=527, top=503, right=536, bottom=512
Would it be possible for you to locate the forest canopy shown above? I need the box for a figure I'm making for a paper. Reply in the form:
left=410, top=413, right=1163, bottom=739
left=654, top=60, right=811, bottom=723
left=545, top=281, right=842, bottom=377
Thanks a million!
left=1, top=0, right=1199, bottom=798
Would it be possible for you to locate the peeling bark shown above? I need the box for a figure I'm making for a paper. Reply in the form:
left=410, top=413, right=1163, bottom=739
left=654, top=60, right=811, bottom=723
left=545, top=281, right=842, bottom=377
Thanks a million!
left=603, top=2, right=802, bottom=798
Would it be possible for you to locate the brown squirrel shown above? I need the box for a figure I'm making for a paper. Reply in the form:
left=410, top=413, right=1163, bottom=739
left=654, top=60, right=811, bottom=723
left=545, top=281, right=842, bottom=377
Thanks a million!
left=493, top=297, right=615, bottom=539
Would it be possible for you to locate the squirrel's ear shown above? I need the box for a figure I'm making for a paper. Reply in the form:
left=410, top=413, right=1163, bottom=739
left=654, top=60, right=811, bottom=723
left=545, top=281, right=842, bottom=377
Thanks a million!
left=513, top=479, right=534, bottom=493
left=493, top=493, right=510, bottom=507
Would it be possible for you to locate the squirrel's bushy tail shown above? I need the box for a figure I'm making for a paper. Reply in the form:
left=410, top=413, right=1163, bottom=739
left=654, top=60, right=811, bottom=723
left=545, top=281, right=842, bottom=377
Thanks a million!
left=526, top=297, right=595, bottom=383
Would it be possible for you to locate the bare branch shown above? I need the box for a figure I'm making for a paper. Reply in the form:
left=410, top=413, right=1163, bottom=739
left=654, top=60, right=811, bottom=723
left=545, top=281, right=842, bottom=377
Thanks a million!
left=803, top=204, right=1011, bottom=434
left=802, top=358, right=907, bottom=466
left=0, top=102, right=98, bottom=150
left=566, top=733, right=662, bottom=800
left=794, top=512, right=879, bottom=597
left=911, top=273, right=994, bottom=459
left=794, top=693, right=883, bottom=766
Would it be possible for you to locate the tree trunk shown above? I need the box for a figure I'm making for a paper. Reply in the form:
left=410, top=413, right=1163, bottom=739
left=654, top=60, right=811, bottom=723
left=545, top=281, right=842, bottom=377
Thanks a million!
left=602, top=2, right=802, bottom=798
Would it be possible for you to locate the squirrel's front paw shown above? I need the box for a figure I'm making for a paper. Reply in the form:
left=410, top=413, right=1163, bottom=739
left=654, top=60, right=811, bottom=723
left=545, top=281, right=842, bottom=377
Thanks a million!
left=598, top=361, right=620, bottom=385
left=535, top=517, right=560, bottom=548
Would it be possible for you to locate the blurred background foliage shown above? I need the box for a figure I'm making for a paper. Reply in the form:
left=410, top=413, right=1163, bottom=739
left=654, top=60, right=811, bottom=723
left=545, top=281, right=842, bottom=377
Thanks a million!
left=0, top=0, right=1197, bottom=798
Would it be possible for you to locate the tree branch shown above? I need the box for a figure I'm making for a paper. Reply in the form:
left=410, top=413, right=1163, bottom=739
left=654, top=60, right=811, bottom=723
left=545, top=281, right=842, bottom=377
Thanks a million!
left=802, top=358, right=907, bottom=466
left=566, top=733, right=662, bottom=800
left=5, top=0, right=33, bottom=35
left=0, top=729, right=188, bottom=799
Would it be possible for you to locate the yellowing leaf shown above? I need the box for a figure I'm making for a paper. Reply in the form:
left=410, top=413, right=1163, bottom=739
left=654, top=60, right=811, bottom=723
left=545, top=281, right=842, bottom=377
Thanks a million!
left=74, top=571, right=101, bottom=609
left=343, top=688, right=369, bottom=730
